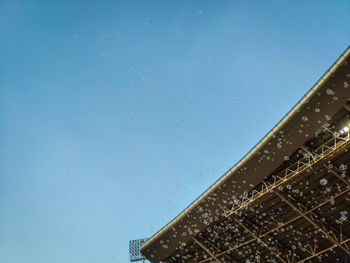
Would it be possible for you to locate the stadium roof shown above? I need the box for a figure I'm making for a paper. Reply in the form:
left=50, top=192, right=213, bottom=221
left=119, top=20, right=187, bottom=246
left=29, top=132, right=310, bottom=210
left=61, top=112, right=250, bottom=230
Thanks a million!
left=140, top=46, right=350, bottom=262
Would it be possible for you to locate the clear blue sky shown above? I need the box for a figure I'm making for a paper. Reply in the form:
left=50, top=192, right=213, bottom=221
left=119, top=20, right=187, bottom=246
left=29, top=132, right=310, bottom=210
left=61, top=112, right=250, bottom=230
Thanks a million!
left=1, top=0, right=350, bottom=262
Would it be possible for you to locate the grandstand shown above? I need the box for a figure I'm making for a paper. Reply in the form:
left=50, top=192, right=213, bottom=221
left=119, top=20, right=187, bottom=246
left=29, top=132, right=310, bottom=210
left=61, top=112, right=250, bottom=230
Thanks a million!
left=140, top=47, right=350, bottom=263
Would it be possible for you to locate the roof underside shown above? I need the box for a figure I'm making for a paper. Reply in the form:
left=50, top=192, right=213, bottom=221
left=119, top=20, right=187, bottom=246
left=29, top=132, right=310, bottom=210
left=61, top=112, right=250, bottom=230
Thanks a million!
left=141, top=46, right=350, bottom=263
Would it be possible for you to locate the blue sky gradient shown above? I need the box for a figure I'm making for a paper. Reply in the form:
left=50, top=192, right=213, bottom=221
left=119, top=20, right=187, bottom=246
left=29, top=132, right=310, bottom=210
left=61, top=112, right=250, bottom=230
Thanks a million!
left=1, top=0, right=350, bottom=262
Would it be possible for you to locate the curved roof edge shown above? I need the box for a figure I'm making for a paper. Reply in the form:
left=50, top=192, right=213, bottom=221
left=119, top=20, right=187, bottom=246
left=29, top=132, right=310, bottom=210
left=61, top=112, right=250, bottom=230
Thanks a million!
left=140, top=46, right=350, bottom=256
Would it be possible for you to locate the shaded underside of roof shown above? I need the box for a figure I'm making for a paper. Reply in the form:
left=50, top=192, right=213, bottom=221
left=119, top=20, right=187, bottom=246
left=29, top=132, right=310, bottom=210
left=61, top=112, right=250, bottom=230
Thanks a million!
left=163, top=138, right=350, bottom=262
left=141, top=46, right=350, bottom=262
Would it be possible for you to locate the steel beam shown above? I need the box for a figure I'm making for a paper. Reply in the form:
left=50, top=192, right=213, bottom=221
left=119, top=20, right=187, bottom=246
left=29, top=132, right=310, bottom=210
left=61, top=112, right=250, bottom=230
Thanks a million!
left=324, top=164, right=350, bottom=187
left=275, top=190, right=350, bottom=255
left=209, top=241, right=236, bottom=262
left=286, top=189, right=348, bottom=244
left=193, top=237, right=222, bottom=263
left=226, top=134, right=350, bottom=217
left=297, top=237, right=350, bottom=263
left=232, top=217, right=287, bottom=263
left=242, top=215, right=292, bottom=261
left=199, top=187, right=350, bottom=263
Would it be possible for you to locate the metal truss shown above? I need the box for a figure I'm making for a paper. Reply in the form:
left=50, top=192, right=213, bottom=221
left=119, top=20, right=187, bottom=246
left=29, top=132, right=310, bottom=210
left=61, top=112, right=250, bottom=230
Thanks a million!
left=198, top=180, right=350, bottom=263
left=209, top=240, right=236, bottom=262
left=225, top=131, right=350, bottom=217
left=193, top=237, right=222, bottom=263
left=196, top=131, right=350, bottom=263
left=198, top=237, right=257, bottom=263
left=243, top=215, right=293, bottom=262
left=275, top=190, right=350, bottom=255
left=232, top=217, right=287, bottom=263
left=324, top=164, right=350, bottom=187
left=286, top=188, right=349, bottom=248
left=296, top=237, right=350, bottom=263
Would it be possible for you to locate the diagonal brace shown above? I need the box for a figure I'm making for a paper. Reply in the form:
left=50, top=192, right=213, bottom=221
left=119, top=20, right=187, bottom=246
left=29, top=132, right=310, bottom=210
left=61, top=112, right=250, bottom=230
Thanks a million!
left=232, top=217, right=287, bottom=263
left=193, top=237, right=222, bottom=263
left=323, top=164, right=350, bottom=187
left=275, top=190, right=350, bottom=255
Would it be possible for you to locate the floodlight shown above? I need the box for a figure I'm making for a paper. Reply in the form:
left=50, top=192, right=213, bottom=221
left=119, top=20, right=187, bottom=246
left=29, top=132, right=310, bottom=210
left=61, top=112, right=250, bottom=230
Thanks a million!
left=129, top=238, right=149, bottom=262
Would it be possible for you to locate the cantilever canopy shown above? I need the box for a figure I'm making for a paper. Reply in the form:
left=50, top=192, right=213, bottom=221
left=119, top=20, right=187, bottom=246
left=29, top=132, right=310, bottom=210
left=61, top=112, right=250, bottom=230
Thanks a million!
left=140, top=46, right=350, bottom=263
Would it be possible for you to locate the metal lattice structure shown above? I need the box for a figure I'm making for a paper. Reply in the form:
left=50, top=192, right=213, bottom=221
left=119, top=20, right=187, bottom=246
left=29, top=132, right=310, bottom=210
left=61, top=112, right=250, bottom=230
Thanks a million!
left=225, top=127, right=350, bottom=217
left=193, top=133, right=350, bottom=263
left=129, top=238, right=149, bottom=262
